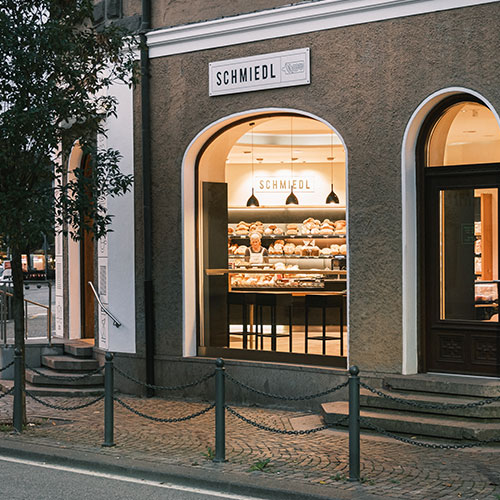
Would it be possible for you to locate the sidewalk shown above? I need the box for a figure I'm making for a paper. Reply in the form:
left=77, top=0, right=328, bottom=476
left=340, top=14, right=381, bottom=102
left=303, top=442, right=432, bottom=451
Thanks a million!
left=0, top=392, right=499, bottom=500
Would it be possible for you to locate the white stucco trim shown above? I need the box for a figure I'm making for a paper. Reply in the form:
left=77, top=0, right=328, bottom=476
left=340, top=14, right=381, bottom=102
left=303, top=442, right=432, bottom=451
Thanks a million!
left=147, top=0, right=498, bottom=58
left=181, top=108, right=349, bottom=362
left=105, top=80, right=136, bottom=354
left=401, top=87, right=500, bottom=375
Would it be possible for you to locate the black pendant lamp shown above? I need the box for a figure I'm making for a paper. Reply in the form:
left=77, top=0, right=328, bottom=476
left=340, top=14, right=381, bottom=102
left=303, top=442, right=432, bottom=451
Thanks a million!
left=286, top=117, right=299, bottom=205
left=325, top=131, right=339, bottom=204
left=246, top=122, right=260, bottom=207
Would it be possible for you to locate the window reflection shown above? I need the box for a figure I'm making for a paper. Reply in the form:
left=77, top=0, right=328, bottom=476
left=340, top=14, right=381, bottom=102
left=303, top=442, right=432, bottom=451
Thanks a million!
left=440, top=188, right=499, bottom=321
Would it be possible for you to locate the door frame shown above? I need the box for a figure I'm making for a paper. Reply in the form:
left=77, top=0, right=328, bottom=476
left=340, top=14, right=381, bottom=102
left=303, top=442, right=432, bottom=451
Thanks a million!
left=417, top=94, right=500, bottom=376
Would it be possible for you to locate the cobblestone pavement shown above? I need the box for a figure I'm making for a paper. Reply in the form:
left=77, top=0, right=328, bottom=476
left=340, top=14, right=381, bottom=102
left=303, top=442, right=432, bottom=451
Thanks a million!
left=0, top=393, right=499, bottom=500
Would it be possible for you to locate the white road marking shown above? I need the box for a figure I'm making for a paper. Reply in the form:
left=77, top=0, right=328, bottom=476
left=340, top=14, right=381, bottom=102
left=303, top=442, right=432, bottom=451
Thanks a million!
left=0, top=455, right=263, bottom=500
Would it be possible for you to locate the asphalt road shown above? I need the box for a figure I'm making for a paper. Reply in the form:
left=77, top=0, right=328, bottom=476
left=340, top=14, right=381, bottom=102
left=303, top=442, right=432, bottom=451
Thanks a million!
left=0, top=455, right=267, bottom=500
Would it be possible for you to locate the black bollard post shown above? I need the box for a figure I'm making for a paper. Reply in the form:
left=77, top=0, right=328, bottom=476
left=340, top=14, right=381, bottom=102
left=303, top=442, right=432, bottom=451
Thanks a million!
left=214, top=358, right=226, bottom=462
left=102, top=352, right=115, bottom=447
left=13, top=348, right=23, bottom=433
left=348, top=365, right=360, bottom=481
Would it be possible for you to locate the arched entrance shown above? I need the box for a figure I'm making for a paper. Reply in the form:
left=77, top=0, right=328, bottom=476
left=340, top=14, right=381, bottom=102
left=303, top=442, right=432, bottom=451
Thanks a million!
left=182, top=109, right=349, bottom=366
left=418, top=94, right=500, bottom=376
left=60, top=144, right=95, bottom=341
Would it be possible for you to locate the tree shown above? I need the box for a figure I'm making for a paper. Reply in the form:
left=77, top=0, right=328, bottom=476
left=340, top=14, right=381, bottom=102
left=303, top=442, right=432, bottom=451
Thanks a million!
left=0, top=0, right=138, bottom=422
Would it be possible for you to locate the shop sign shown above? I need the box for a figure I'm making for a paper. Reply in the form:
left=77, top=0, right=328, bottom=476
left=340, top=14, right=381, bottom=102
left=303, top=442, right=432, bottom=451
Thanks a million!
left=255, top=176, right=315, bottom=193
left=209, top=48, right=310, bottom=96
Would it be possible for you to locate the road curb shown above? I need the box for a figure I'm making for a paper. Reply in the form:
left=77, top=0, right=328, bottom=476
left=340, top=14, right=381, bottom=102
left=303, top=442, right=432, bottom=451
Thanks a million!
left=0, top=435, right=381, bottom=500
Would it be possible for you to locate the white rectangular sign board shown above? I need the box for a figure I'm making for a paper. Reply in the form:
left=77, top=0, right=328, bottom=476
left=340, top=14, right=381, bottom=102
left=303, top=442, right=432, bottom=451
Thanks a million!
left=209, top=48, right=310, bottom=96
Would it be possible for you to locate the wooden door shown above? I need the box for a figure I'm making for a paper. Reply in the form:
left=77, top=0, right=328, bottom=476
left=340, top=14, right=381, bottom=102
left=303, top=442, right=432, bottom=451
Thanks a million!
left=201, top=182, right=228, bottom=347
left=424, top=166, right=500, bottom=376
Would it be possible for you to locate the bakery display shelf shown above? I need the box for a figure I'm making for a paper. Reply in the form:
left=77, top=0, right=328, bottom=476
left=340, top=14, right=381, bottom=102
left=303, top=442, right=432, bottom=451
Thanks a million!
left=228, top=254, right=346, bottom=260
left=206, top=268, right=347, bottom=276
left=229, top=234, right=346, bottom=240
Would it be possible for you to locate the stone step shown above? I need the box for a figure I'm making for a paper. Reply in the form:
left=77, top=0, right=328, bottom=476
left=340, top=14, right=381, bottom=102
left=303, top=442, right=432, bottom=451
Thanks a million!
left=63, top=342, right=94, bottom=359
left=383, top=374, right=500, bottom=398
left=26, top=367, right=103, bottom=387
left=360, top=388, right=500, bottom=419
left=0, top=379, right=103, bottom=397
left=41, top=355, right=99, bottom=372
left=321, top=401, right=500, bottom=441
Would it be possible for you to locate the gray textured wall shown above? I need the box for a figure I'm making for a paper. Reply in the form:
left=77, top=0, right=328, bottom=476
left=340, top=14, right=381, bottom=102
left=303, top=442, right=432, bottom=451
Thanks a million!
left=123, top=0, right=303, bottom=29
left=132, top=2, right=500, bottom=376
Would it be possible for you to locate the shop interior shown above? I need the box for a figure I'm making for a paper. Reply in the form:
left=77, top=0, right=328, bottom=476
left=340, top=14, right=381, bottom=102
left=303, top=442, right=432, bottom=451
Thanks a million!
left=198, top=114, right=348, bottom=363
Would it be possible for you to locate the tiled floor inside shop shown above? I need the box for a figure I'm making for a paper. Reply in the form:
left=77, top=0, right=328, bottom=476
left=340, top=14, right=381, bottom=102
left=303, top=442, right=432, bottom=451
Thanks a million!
left=229, top=326, right=347, bottom=356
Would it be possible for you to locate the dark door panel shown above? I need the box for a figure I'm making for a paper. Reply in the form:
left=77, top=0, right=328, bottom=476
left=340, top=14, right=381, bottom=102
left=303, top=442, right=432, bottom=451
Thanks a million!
left=424, top=168, right=500, bottom=376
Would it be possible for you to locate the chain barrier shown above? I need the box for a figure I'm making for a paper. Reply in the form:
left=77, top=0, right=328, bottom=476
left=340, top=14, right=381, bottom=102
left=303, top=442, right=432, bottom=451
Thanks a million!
left=225, top=372, right=349, bottom=401
left=114, top=395, right=215, bottom=422
left=114, top=366, right=216, bottom=391
left=0, top=360, right=14, bottom=374
left=359, top=417, right=500, bottom=449
left=360, top=381, right=500, bottom=410
left=26, top=391, right=104, bottom=411
left=226, top=405, right=348, bottom=435
left=26, top=364, right=104, bottom=382
left=0, top=387, right=14, bottom=399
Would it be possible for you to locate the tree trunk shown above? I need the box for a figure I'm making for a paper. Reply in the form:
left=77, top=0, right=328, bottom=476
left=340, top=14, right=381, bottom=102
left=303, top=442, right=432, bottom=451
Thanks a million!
left=11, top=247, right=26, bottom=425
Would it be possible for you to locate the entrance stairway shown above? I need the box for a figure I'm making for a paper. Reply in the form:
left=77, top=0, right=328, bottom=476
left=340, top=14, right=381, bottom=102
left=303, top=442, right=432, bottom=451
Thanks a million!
left=0, top=341, right=104, bottom=397
left=321, top=373, right=500, bottom=441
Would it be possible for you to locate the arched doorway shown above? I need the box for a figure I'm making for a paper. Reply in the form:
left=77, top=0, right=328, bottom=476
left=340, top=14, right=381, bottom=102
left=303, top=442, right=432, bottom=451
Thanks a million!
left=192, top=111, right=348, bottom=366
left=419, top=94, right=500, bottom=376
left=60, top=144, right=95, bottom=341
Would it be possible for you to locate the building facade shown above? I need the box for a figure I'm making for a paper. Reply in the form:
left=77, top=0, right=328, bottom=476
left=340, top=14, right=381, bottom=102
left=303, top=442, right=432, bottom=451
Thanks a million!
left=60, top=0, right=500, bottom=402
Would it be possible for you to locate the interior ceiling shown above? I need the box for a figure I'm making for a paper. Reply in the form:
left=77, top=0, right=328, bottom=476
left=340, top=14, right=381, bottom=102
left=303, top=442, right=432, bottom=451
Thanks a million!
left=447, top=103, right=500, bottom=145
left=226, top=116, right=346, bottom=165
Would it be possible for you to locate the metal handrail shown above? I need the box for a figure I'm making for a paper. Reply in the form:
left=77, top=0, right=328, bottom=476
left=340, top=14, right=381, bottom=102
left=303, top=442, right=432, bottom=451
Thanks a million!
left=88, top=282, right=121, bottom=328
left=0, top=281, right=53, bottom=345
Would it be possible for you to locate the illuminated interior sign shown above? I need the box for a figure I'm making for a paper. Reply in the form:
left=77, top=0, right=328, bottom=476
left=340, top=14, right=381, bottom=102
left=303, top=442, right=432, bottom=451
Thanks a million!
left=255, top=176, right=315, bottom=193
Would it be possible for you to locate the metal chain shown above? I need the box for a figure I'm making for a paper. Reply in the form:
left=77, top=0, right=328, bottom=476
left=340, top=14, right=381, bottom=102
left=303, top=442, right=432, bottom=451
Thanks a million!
left=114, top=366, right=216, bottom=391
left=226, top=405, right=348, bottom=435
left=0, top=387, right=14, bottom=399
left=359, top=417, right=500, bottom=449
left=360, top=381, right=500, bottom=410
left=26, top=391, right=104, bottom=411
left=225, top=373, right=349, bottom=401
left=114, top=396, right=215, bottom=422
left=0, top=360, right=14, bottom=373
left=26, top=364, right=104, bottom=382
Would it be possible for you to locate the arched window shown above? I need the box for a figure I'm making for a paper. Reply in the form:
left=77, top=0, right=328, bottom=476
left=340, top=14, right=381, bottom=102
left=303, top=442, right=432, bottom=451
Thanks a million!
left=426, top=100, right=500, bottom=167
left=196, top=113, right=348, bottom=366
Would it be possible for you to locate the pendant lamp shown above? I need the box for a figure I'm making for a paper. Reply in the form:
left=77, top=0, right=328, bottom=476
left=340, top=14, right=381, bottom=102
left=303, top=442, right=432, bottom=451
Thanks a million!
left=325, top=131, right=339, bottom=204
left=286, top=117, right=299, bottom=205
left=246, top=122, right=260, bottom=207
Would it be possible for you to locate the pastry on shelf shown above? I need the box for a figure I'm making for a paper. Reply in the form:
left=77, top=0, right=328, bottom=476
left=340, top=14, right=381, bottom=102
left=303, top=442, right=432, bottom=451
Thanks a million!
left=273, top=227, right=284, bottom=235
left=235, top=245, right=248, bottom=255
left=274, top=243, right=284, bottom=254
left=294, top=244, right=303, bottom=256
left=339, top=244, right=347, bottom=255
left=286, top=223, right=299, bottom=235
left=330, top=244, right=340, bottom=254
left=320, top=247, right=333, bottom=255
left=228, top=227, right=234, bottom=235
left=284, top=243, right=296, bottom=255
